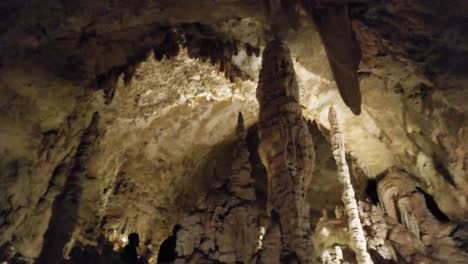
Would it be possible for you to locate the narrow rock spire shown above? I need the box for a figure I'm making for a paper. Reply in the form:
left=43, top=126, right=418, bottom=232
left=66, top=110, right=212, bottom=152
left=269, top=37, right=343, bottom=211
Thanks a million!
left=236, top=112, right=246, bottom=140
left=229, top=112, right=255, bottom=201
left=328, top=106, right=372, bottom=264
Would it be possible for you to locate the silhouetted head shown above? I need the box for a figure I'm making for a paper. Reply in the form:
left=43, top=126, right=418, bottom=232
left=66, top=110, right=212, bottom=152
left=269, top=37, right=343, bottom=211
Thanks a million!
left=172, top=225, right=182, bottom=236
left=96, top=234, right=107, bottom=254
left=128, top=233, right=140, bottom=247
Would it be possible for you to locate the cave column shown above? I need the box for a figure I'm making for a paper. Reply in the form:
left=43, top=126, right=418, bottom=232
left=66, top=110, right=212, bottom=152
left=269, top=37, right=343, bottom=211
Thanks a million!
left=257, top=39, right=315, bottom=263
left=328, top=107, right=372, bottom=264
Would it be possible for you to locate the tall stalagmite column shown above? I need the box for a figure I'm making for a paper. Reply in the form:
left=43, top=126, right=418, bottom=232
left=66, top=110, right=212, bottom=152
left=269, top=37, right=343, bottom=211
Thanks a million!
left=328, top=107, right=373, bottom=264
left=257, top=39, right=315, bottom=263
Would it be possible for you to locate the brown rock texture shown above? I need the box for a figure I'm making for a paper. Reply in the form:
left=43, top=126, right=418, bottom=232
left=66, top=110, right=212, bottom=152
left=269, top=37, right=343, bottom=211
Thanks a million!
left=257, top=39, right=315, bottom=263
left=175, top=113, right=263, bottom=263
left=37, top=112, right=100, bottom=264
left=0, top=1, right=467, bottom=263
left=377, top=168, right=468, bottom=263
left=302, top=0, right=362, bottom=115
left=314, top=168, right=468, bottom=263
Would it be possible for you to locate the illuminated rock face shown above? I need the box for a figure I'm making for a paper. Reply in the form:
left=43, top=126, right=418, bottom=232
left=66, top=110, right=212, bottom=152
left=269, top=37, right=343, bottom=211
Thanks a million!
left=377, top=169, right=468, bottom=263
left=314, top=168, right=468, bottom=263
left=257, top=39, right=315, bottom=263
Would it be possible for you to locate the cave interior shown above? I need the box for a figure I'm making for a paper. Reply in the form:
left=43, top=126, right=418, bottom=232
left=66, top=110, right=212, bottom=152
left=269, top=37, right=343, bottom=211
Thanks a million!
left=0, top=0, right=468, bottom=263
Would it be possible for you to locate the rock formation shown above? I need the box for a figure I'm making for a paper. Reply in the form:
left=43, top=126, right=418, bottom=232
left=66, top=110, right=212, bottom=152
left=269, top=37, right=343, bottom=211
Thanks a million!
left=377, top=168, right=468, bottom=263
left=257, top=39, right=315, bottom=263
left=314, top=167, right=468, bottom=263
left=37, top=112, right=100, bottom=264
left=0, top=1, right=467, bottom=263
left=175, top=113, right=263, bottom=263
left=328, top=106, right=372, bottom=264
left=302, top=0, right=362, bottom=115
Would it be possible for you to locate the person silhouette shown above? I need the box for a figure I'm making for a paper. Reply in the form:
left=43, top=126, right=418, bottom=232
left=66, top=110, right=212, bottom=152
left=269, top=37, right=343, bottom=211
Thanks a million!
left=121, top=233, right=140, bottom=264
left=157, top=225, right=181, bottom=264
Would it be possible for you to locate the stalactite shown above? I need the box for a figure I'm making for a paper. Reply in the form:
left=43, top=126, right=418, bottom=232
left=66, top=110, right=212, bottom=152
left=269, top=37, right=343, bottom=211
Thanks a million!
left=328, top=106, right=372, bottom=264
left=257, top=39, right=315, bottom=263
left=154, top=30, right=180, bottom=61
left=302, top=1, right=362, bottom=115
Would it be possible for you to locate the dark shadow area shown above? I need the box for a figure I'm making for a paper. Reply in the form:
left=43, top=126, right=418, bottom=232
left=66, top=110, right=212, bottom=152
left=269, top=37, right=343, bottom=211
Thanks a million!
left=157, top=225, right=181, bottom=264
left=369, top=249, right=398, bottom=264
left=246, top=124, right=267, bottom=209
left=365, top=169, right=390, bottom=205
left=66, top=234, right=122, bottom=264
left=432, top=156, right=457, bottom=187
left=121, top=233, right=140, bottom=264
left=365, top=178, right=379, bottom=205
left=450, top=223, right=468, bottom=251
left=416, top=187, right=450, bottom=222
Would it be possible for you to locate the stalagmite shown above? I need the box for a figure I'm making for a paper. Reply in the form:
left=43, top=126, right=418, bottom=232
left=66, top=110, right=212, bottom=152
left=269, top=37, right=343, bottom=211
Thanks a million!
left=175, top=113, right=262, bottom=263
left=229, top=113, right=256, bottom=201
left=257, top=39, right=315, bottom=263
left=328, top=106, right=372, bottom=264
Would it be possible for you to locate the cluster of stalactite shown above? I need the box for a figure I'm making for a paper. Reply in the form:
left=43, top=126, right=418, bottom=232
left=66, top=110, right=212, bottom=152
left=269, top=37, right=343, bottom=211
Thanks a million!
left=314, top=167, right=468, bottom=263
left=94, top=0, right=364, bottom=115
left=256, top=39, right=315, bottom=263
left=175, top=113, right=264, bottom=263
left=93, top=24, right=259, bottom=105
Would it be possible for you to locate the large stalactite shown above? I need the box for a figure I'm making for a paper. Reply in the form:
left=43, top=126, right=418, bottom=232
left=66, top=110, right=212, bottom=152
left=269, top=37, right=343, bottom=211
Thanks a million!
left=256, top=39, right=315, bottom=263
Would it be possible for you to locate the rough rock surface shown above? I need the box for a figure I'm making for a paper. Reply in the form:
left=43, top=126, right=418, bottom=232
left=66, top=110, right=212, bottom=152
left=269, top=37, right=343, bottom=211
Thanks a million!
left=314, top=168, right=468, bottom=263
left=328, top=107, right=372, bottom=264
left=0, top=0, right=467, bottom=263
left=257, top=39, right=315, bottom=263
left=175, top=113, right=263, bottom=264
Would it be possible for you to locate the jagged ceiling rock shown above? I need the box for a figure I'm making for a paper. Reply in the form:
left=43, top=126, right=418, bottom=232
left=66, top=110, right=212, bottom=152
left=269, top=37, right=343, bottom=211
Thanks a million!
left=86, top=52, right=261, bottom=245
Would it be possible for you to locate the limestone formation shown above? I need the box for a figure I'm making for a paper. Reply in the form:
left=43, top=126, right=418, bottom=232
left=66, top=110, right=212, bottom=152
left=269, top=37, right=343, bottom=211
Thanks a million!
left=36, top=112, right=100, bottom=264
left=302, top=0, right=362, bottom=115
left=175, top=113, right=263, bottom=263
left=257, top=39, right=315, bottom=263
left=377, top=168, right=468, bottom=263
left=0, top=1, right=467, bottom=263
left=328, top=106, right=373, bottom=264
left=314, top=167, right=468, bottom=263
